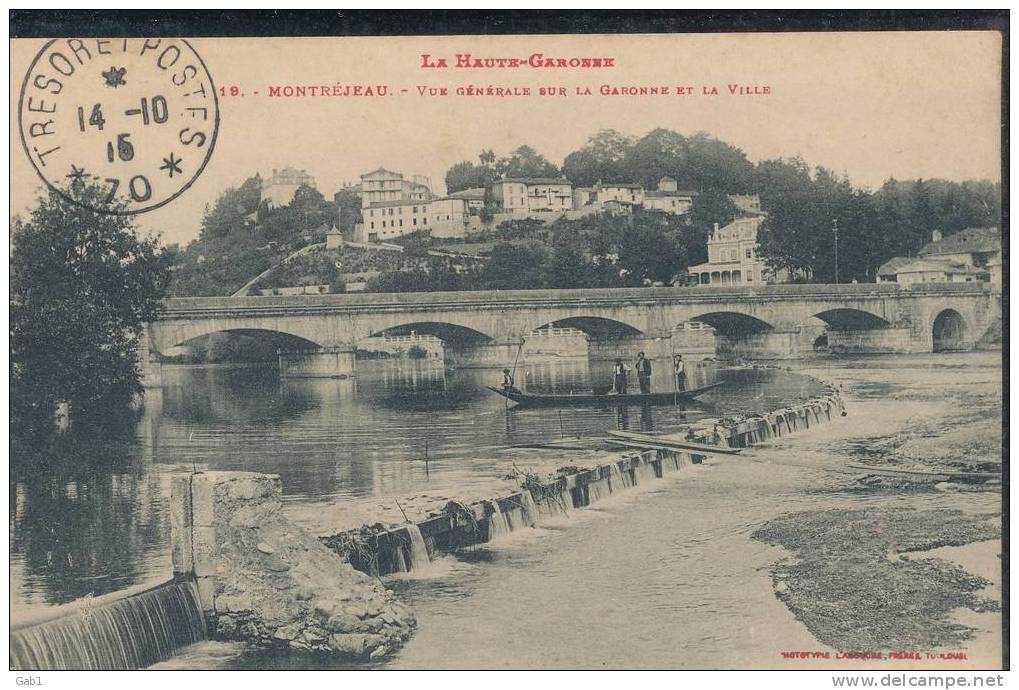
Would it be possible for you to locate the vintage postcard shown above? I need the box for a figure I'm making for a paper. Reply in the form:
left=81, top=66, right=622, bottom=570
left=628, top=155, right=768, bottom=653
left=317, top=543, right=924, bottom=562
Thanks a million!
left=8, top=13, right=1006, bottom=675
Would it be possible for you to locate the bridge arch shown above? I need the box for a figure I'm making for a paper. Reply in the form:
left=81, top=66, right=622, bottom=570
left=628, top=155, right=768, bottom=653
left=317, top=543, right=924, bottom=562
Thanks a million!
left=163, top=327, right=324, bottom=355
left=812, top=308, right=892, bottom=330
left=366, top=321, right=495, bottom=346
left=689, top=311, right=774, bottom=336
left=932, top=309, right=966, bottom=352
left=530, top=316, right=644, bottom=339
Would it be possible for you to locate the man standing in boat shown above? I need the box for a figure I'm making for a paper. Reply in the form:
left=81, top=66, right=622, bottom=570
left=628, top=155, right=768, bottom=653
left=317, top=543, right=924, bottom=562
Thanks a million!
left=612, top=358, right=629, bottom=394
left=502, top=368, right=518, bottom=394
left=635, top=351, right=652, bottom=394
left=673, top=354, right=687, bottom=392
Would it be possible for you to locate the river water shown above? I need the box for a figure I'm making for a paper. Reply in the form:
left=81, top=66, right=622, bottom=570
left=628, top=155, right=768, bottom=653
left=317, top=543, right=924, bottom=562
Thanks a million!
left=10, top=357, right=817, bottom=615
left=10, top=352, right=1002, bottom=669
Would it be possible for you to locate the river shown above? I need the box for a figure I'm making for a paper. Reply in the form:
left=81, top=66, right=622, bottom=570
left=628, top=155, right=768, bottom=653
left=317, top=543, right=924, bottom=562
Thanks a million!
left=10, top=351, right=1002, bottom=669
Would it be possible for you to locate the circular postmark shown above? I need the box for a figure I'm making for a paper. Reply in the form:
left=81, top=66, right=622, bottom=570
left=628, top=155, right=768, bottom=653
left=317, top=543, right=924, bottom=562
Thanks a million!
left=18, top=38, right=220, bottom=215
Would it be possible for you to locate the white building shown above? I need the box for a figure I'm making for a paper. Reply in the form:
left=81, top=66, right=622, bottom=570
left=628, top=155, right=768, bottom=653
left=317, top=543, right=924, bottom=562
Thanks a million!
left=876, top=227, right=1001, bottom=287
left=687, top=216, right=776, bottom=286
left=357, top=197, right=470, bottom=242
left=448, top=187, right=486, bottom=214
left=885, top=259, right=989, bottom=286
left=491, top=177, right=573, bottom=213
left=262, top=167, right=316, bottom=208
left=572, top=182, right=645, bottom=209
left=643, top=176, right=696, bottom=215
left=359, top=168, right=432, bottom=209
left=729, top=194, right=765, bottom=216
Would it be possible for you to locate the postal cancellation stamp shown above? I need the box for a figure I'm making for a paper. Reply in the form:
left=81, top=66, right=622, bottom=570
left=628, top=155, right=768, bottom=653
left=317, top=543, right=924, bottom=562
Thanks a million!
left=18, top=38, right=219, bottom=215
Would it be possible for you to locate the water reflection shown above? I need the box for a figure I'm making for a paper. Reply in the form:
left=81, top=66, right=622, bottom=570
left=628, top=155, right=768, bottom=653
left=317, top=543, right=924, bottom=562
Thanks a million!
left=11, top=436, right=168, bottom=608
left=10, top=356, right=821, bottom=614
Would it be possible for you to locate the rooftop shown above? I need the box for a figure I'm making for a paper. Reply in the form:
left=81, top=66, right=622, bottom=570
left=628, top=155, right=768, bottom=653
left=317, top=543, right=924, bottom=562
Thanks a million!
left=896, top=259, right=988, bottom=275
left=646, top=190, right=698, bottom=198
left=596, top=182, right=644, bottom=189
left=367, top=199, right=429, bottom=209
left=919, top=227, right=1000, bottom=256
left=496, top=177, right=573, bottom=185
left=877, top=256, right=914, bottom=276
left=361, top=167, right=403, bottom=179
left=449, top=187, right=486, bottom=200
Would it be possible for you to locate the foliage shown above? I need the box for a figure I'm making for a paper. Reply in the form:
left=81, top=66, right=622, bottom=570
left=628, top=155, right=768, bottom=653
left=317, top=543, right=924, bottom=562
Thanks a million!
left=561, top=129, right=636, bottom=186
left=445, top=150, right=499, bottom=194
left=495, top=145, right=560, bottom=179
left=756, top=161, right=1001, bottom=282
left=170, top=176, right=340, bottom=296
left=563, top=128, right=755, bottom=192
left=11, top=184, right=172, bottom=435
left=200, top=174, right=262, bottom=239
left=333, top=186, right=363, bottom=235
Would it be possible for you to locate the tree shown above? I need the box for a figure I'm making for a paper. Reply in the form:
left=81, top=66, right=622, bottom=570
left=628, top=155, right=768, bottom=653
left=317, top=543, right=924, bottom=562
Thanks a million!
left=445, top=160, right=489, bottom=194
left=562, top=129, right=636, bottom=186
left=333, top=187, right=363, bottom=235
left=11, top=183, right=172, bottom=435
left=476, top=243, right=551, bottom=290
left=617, top=224, right=682, bottom=285
left=495, top=145, right=560, bottom=179
left=200, top=174, right=262, bottom=239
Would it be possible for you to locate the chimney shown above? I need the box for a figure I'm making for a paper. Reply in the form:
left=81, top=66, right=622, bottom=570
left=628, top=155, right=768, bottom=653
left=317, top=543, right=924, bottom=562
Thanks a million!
left=932, top=230, right=942, bottom=243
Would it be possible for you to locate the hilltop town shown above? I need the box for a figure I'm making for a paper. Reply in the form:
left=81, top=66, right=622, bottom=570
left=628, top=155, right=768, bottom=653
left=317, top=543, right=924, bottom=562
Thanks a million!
left=166, top=129, right=1001, bottom=298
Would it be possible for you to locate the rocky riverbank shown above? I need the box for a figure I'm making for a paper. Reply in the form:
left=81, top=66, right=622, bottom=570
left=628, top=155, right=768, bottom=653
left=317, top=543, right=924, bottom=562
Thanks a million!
left=753, top=351, right=1003, bottom=661
left=754, top=507, right=1000, bottom=650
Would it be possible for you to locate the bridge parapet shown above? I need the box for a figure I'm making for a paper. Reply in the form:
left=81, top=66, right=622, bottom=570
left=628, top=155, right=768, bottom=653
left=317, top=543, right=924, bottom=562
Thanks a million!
left=146, top=283, right=1001, bottom=369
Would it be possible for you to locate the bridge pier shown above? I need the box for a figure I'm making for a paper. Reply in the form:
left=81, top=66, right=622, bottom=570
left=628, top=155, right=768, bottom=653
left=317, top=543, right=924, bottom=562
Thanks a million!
left=587, top=332, right=679, bottom=362
left=716, top=326, right=822, bottom=360
left=826, top=327, right=916, bottom=354
left=279, top=347, right=356, bottom=378
left=139, top=327, right=163, bottom=388
left=445, top=340, right=526, bottom=369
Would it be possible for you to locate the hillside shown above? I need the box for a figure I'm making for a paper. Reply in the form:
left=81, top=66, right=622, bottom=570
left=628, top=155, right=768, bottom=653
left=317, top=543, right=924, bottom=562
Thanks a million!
left=167, top=176, right=361, bottom=297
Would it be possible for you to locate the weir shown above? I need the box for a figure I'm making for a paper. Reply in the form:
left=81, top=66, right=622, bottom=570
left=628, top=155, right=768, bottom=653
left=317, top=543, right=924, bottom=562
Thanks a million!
left=320, top=387, right=847, bottom=576
left=9, top=579, right=206, bottom=671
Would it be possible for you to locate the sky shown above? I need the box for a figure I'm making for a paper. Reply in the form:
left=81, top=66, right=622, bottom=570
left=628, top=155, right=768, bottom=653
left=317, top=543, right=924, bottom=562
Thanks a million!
left=10, top=31, right=1002, bottom=246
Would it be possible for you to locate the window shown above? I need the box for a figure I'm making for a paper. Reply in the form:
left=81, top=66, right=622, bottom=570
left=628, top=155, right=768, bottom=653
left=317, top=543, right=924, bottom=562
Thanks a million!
left=745, top=248, right=752, bottom=259
left=399, top=219, right=403, bottom=227
left=370, top=222, right=374, bottom=229
left=413, top=218, right=417, bottom=226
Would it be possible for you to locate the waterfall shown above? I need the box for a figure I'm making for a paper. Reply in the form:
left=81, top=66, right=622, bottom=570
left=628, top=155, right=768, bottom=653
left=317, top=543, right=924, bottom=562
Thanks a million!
left=10, top=579, right=206, bottom=671
left=404, top=524, right=431, bottom=571
left=518, top=491, right=538, bottom=527
left=634, top=462, right=657, bottom=485
left=487, top=500, right=510, bottom=541
left=611, top=463, right=634, bottom=490
left=586, top=479, right=608, bottom=504
left=392, top=543, right=409, bottom=573
left=537, top=489, right=571, bottom=518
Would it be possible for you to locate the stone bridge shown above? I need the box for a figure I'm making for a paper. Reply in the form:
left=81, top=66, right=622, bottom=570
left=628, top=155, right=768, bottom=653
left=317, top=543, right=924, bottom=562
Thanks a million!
left=141, top=283, right=1001, bottom=383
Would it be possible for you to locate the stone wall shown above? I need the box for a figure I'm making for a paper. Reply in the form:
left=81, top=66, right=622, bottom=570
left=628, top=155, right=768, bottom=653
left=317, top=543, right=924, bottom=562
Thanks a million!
left=171, top=471, right=415, bottom=660
left=278, top=347, right=356, bottom=379
left=827, top=327, right=914, bottom=353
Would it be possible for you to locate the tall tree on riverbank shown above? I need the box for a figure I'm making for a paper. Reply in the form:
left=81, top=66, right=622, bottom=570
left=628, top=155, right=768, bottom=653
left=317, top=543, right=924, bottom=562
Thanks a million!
left=11, top=184, right=172, bottom=436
